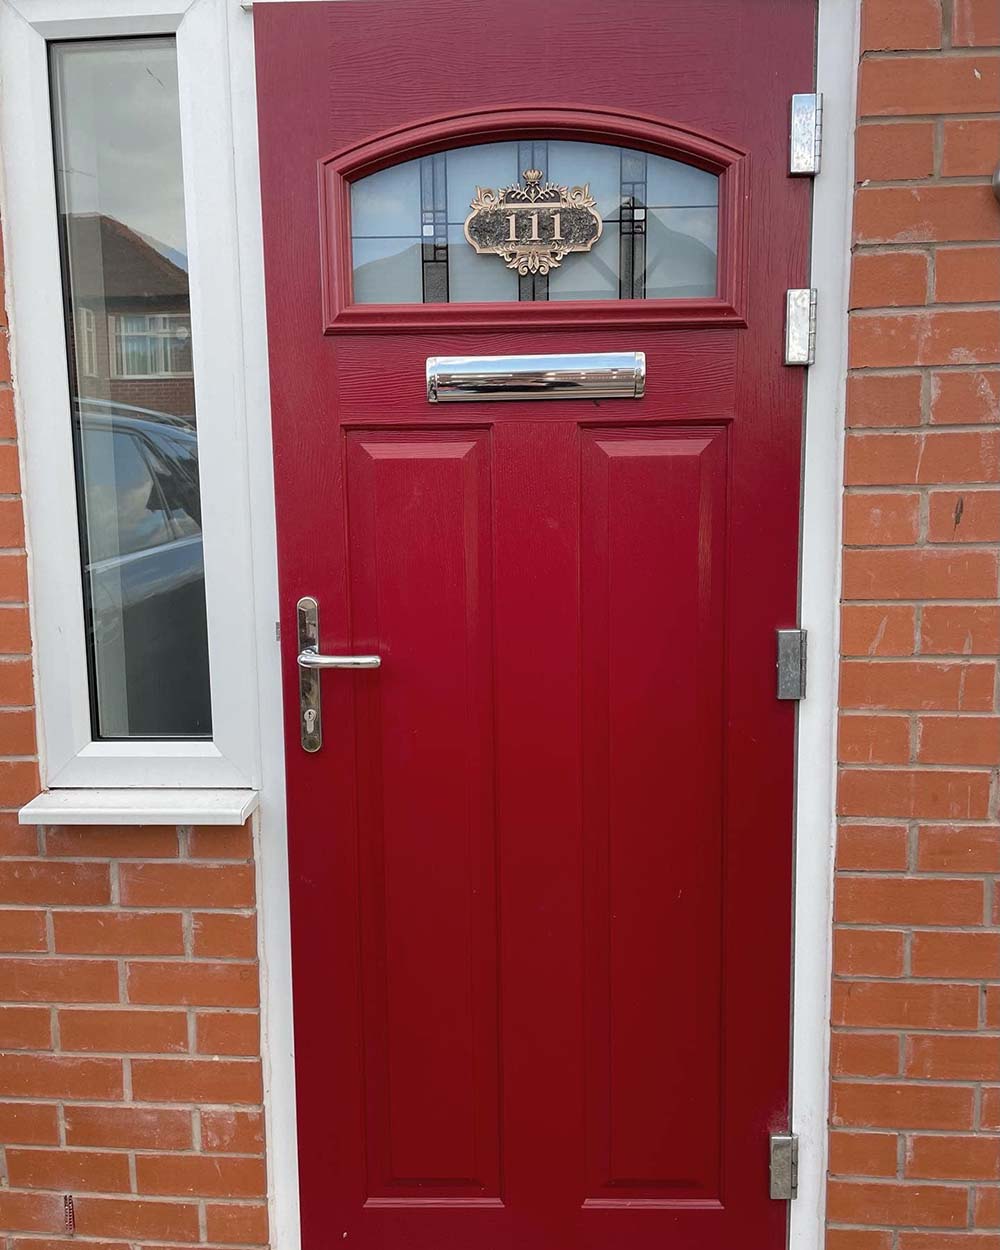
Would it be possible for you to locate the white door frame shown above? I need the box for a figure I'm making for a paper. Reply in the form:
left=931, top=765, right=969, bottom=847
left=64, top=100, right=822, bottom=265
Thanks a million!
left=0, top=1, right=857, bottom=1246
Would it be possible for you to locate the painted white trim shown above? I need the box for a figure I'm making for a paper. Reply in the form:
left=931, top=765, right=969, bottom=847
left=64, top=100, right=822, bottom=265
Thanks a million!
left=0, top=0, right=264, bottom=789
left=790, top=1, right=857, bottom=1247
left=18, top=786, right=259, bottom=824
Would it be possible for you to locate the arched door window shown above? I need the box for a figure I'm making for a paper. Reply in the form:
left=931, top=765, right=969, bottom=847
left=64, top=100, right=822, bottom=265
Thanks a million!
left=349, top=140, right=719, bottom=304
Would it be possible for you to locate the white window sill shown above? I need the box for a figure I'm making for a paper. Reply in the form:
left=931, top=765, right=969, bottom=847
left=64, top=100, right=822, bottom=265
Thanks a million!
left=18, top=788, right=260, bottom=826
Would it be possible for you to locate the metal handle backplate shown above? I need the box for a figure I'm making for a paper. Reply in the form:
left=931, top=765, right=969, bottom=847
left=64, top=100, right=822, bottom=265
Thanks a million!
left=296, top=597, right=380, bottom=752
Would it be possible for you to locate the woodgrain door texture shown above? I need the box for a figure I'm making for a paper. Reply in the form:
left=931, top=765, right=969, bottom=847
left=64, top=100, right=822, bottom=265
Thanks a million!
left=255, top=3, right=815, bottom=1246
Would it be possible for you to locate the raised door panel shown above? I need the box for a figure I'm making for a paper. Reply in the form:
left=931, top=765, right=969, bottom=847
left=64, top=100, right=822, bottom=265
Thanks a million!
left=345, top=430, right=501, bottom=1201
left=581, top=426, right=727, bottom=1204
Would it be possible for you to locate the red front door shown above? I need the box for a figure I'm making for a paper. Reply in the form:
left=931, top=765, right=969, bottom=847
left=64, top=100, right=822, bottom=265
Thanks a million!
left=255, top=3, right=815, bottom=1247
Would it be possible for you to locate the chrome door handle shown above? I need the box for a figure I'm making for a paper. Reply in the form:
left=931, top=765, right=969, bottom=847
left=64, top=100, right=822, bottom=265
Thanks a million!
left=296, top=595, right=380, bottom=753
left=297, top=647, right=381, bottom=670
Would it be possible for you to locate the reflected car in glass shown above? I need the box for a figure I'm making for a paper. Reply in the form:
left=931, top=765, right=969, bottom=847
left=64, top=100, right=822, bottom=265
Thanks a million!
left=74, top=400, right=212, bottom=739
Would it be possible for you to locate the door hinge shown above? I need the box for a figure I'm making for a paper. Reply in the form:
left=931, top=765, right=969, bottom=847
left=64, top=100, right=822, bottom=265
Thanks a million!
left=785, top=288, right=817, bottom=366
left=769, top=1133, right=799, bottom=1199
left=776, top=628, right=807, bottom=700
left=790, top=93, right=823, bottom=175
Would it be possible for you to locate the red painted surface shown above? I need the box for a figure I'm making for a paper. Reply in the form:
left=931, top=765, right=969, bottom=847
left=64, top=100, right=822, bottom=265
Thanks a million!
left=254, top=2, right=815, bottom=1246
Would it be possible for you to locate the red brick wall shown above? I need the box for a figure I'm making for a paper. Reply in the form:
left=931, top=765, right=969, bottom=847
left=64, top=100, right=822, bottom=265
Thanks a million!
left=830, top=0, right=1000, bottom=1246
left=1, top=226, right=268, bottom=1250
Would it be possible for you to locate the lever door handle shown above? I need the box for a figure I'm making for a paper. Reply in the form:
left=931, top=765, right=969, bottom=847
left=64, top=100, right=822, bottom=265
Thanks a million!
left=297, top=647, right=381, bottom=670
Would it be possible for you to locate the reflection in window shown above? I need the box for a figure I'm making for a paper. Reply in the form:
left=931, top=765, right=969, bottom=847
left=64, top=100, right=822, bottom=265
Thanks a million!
left=351, top=140, right=719, bottom=304
left=51, top=38, right=211, bottom=739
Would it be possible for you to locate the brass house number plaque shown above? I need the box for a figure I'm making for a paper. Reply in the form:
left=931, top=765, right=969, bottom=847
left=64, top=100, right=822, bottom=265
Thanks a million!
left=464, top=168, right=603, bottom=276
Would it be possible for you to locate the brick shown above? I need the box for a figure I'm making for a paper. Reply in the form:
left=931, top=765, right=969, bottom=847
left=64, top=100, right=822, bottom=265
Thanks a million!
left=844, top=492, right=921, bottom=546
left=196, top=1010, right=260, bottom=1057
left=0, top=760, right=40, bottom=805
left=838, top=768, right=991, bottom=819
left=0, top=495, right=24, bottom=546
left=5, top=1147, right=131, bottom=1193
left=837, top=875, right=985, bottom=925
left=847, top=373, right=923, bottom=429
left=919, top=432, right=1000, bottom=485
left=188, top=823, right=253, bottom=860
left=907, top=1034, right=1000, bottom=1081
left=836, top=823, right=909, bottom=870
left=921, top=605, right=1000, bottom=655
left=0, top=442, right=20, bottom=492
left=911, top=930, right=1000, bottom=978
left=862, top=0, right=942, bottom=48
left=73, top=1197, right=201, bottom=1243
left=930, top=370, right=999, bottom=425
left=986, top=985, right=1000, bottom=1028
left=0, top=860, right=110, bottom=906
left=831, top=1031, right=901, bottom=1078
left=907, top=1135, right=1000, bottom=1181
left=830, top=1130, right=900, bottom=1177
left=193, top=912, right=257, bottom=959
left=834, top=927, right=905, bottom=976
left=974, top=1186, right=999, bottom=1227
left=131, top=1057, right=262, bottom=1105
left=60, top=1008, right=189, bottom=1054
left=0, top=605, right=31, bottom=652
left=917, top=825, right=1000, bottom=872
left=54, top=910, right=185, bottom=956
left=0, top=908, right=47, bottom=952
left=851, top=251, right=929, bottom=309
left=840, top=661, right=994, bottom=711
left=66, top=1104, right=192, bottom=1150
left=832, top=1082, right=975, bottom=1131
left=855, top=185, right=1000, bottom=246
left=45, top=824, right=179, bottom=858
left=205, top=1203, right=269, bottom=1246
left=839, top=715, right=911, bottom=765
left=0, top=1005, right=51, bottom=1048
left=0, top=956, right=120, bottom=1003
left=135, top=1153, right=266, bottom=1198
left=0, top=1102, right=60, bottom=1145
left=841, top=605, right=916, bottom=656
left=900, top=1237, right=1000, bottom=1250
left=953, top=0, right=1000, bottom=45
left=917, top=716, right=1000, bottom=765
left=856, top=122, right=936, bottom=182
left=201, top=1108, right=265, bottom=1154
left=10, top=1242, right=127, bottom=1250
left=832, top=979, right=980, bottom=1028
left=936, top=247, right=1000, bottom=304
left=0, top=813, right=36, bottom=855
left=0, top=552, right=28, bottom=600
left=0, top=1054, right=122, bottom=1099
left=928, top=491, right=1000, bottom=543
left=829, top=1235, right=893, bottom=1250
left=120, top=862, right=254, bottom=908
left=942, top=119, right=1000, bottom=177
left=0, top=1193, right=65, bottom=1235
left=846, top=432, right=920, bottom=484
left=0, top=388, right=15, bottom=439
left=827, top=1179, right=967, bottom=1227
left=127, top=960, right=259, bottom=1008
left=983, top=1087, right=1000, bottom=1130
left=0, top=659, right=34, bottom=706
left=850, top=310, right=1000, bottom=369
left=859, top=53, right=1000, bottom=116
left=0, top=708, right=36, bottom=755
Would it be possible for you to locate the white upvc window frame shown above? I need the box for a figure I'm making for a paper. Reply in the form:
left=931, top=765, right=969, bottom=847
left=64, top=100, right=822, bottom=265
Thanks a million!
left=109, top=312, right=195, bottom=380
left=0, top=0, right=270, bottom=790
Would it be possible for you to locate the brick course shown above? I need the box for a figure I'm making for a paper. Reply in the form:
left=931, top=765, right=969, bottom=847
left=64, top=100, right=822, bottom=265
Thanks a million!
left=832, top=3, right=1000, bottom=1246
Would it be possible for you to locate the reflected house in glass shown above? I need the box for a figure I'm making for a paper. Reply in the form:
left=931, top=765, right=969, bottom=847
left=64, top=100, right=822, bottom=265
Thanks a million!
left=62, top=213, right=194, bottom=421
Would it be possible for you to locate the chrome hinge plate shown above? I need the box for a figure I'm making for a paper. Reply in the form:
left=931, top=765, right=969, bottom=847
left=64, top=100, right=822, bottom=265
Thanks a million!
left=785, top=288, right=817, bottom=366
left=776, top=629, right=807, bottom=700
left=790, top=93, right=822, bottom=175
left=769, top=1132, right=799, bottom=1200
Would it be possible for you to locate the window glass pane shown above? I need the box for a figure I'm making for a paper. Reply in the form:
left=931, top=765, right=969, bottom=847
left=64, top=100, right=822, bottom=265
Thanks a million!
left=51, top=37, right=211, bottom=739
left=349, top=140, right=719, bottom=304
